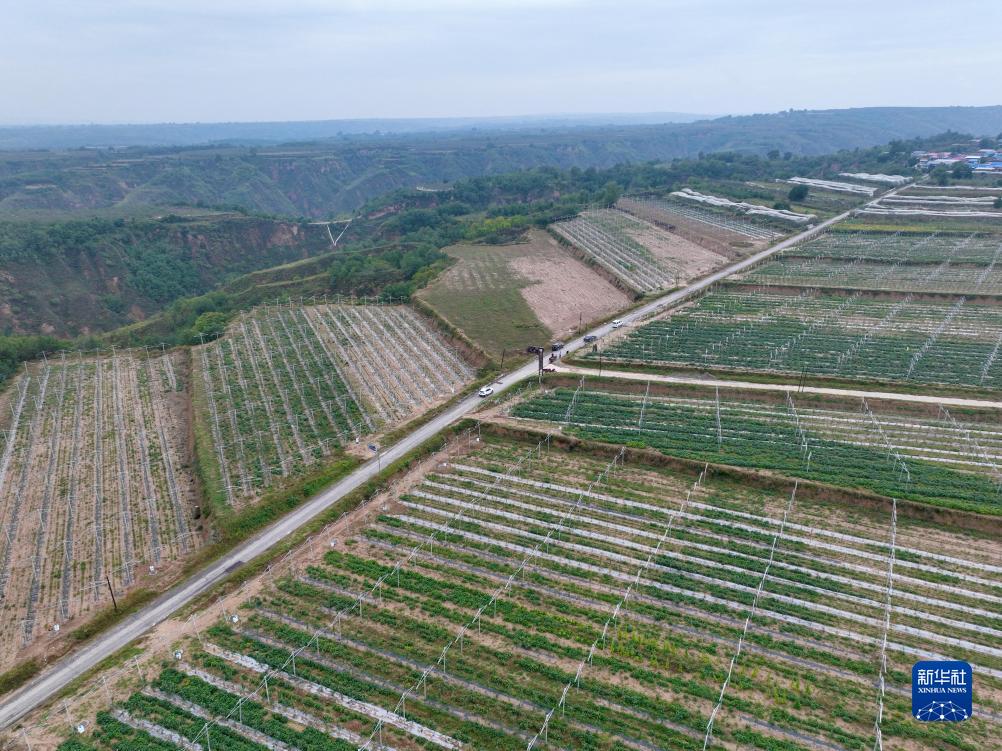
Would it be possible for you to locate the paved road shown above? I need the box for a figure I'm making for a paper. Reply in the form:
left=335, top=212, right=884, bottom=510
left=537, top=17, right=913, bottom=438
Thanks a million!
left=552, top=364, right=1002, bottom=409
left=0, top=199, right=870, bottom=730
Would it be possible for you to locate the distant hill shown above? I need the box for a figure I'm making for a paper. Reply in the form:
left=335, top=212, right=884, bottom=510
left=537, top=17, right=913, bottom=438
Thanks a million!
left=0, top=126, right=974, bottom=341
left=1, top=106, right=1000, bottom=219
left=0, top=107, right=997, bottom=336
left=0, top=112, right=711, bottom=150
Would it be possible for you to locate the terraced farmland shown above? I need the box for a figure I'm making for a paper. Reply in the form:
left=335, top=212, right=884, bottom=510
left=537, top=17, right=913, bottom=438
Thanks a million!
left=782, top=231, right=1002, bottom=265
left=745, top=258, right=1002, bottom=295
left=0, top=349, right=194, bottom=667
left=620, top=196, right=783, bottom=241
left=551, top=209, right=684, bottom=293
left=592, top=287, right=1002, bottom=388
left=64, top=437, right=1002, bottom=751
left=858, top=195, right=1002, bottom=221
left=743, top=180, right=863, bottom=214
left=787, top=177, right=876, bottom=196
left=511, top=386, right=1002, bottom=514
left=197, top=302, right=474, bottom=506
left=742, top=230, right=1002, bottom=294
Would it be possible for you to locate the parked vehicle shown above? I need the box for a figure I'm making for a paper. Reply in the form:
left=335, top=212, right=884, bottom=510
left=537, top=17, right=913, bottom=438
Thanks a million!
left=526, top=345, right=544, bottom=354
left=583, top=334, right=598, bottom=343
left=551, top=341, right=565, bottom=351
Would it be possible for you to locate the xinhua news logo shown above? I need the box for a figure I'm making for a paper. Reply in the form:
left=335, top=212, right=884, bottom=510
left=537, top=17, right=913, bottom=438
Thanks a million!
left=912, top=660, right=973, bottom=722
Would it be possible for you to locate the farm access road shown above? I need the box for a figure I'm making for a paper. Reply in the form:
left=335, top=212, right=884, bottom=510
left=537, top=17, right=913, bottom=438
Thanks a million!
left=550, top=364, right=1002, bottom=410
left=0, top=195, right=874, bottom=730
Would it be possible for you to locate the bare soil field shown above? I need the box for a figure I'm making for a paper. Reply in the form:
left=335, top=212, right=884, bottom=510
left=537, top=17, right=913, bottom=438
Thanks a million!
left=618, top=196, right=764, bottom=259
left=552, top=210, right=734, bottom=293
left=509, top=230, right=630, bottom=336
left=614, top=214, right=728, bottom=279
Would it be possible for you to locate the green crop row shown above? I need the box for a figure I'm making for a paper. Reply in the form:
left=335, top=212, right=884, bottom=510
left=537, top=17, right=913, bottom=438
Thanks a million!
left=591, top=287, right=1002, bottom=389
left=513, top=389, right=1002, bottom=515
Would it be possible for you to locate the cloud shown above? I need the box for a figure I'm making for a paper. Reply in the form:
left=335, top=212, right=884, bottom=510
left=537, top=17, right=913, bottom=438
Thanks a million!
left=1, top=0, right=999, bottom=124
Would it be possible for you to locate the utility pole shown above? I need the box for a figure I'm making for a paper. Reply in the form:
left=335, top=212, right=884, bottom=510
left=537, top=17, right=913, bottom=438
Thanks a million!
left=106, top=576, right=118, bottom=612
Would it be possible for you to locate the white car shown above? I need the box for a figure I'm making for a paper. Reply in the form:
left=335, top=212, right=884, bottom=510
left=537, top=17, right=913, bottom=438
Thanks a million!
left=478, top=386, right=495, bottom=398
left=611, top=319, right=624, bottom=329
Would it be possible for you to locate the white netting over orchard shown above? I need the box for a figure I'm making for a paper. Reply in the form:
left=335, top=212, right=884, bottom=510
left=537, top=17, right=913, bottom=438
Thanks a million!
left=670, top=188, right=816, bottom=225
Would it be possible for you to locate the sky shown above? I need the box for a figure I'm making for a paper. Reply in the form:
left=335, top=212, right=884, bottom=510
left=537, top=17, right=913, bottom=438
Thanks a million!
left=2, top=0, right=1001, bottom=125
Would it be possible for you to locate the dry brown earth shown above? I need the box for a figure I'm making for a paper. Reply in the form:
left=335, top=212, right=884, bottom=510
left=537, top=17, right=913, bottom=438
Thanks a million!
left=510, top=230, right=630, bottom=336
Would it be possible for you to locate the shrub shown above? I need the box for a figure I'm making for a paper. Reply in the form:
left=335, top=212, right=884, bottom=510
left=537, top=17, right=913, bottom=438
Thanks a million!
left=787, top=184, right=809, bottom=202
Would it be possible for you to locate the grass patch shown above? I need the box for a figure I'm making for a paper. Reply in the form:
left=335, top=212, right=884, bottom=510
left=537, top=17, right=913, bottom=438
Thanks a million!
left=417, top=243, right=550, bottom=359
left=70, top=590, right=158, bottom=643
left=0, top=659, right=41, bottom=698
left=183, top=454, right=360, bottom=576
